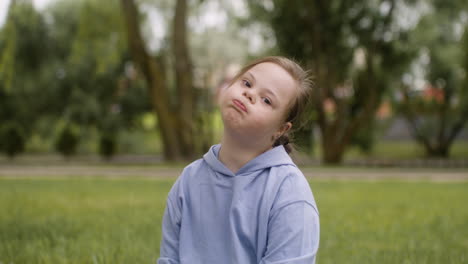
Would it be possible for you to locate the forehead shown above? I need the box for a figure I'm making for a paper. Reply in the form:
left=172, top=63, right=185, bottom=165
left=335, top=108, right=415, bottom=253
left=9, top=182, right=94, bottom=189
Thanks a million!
left=247, top=62, right=297, bottom=104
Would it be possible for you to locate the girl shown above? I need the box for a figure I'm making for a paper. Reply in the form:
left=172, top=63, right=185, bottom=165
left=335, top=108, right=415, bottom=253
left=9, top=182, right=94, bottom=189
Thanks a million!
left=158, top=56, right=319, bottom=264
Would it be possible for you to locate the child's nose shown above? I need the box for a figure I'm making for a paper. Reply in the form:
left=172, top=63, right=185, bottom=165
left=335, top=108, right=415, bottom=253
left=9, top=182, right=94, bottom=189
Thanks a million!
left=242, top=91, right=256, bottom=104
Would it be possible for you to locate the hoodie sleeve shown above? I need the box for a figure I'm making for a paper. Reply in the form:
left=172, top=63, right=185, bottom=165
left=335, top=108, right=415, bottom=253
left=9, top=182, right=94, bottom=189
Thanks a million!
left=260, top=173, right=320, bottom=264
left=260, top=202, right=319, bottom=264
left=158, top=181, right=182, bottom=264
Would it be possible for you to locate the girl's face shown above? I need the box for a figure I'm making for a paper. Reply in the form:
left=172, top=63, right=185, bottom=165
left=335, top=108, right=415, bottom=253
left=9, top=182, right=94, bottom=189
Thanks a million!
left=219, top=62, right=297, bottom=147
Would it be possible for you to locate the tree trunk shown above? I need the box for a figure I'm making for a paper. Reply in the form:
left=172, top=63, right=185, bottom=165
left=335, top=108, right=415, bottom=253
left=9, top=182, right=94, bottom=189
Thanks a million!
left=320, top=129, right=345, bottom=164
left=121, top=0, right=195, bottom=160
left=426, top=144, right=449, bottom=158
left=304, top=3, right=389, bottom=165
left=317, top=53, right=382, bottom=165
left=401, top=84, right=468, bottom=160
left=173, top=0, right=195, bottom=158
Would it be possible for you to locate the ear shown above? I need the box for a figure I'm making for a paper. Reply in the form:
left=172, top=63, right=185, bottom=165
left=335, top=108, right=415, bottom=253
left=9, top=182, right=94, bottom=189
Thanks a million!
left=276, top=122, right=292, bottom=137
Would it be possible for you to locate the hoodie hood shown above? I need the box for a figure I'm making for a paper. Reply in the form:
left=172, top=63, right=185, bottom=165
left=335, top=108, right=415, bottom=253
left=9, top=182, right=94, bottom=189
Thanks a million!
left=203, top=144, right=295, bottom=177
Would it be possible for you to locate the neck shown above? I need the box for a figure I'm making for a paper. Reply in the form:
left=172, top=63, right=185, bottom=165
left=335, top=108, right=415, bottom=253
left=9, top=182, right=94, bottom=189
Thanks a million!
left=218, top=131, right=271, bottom=174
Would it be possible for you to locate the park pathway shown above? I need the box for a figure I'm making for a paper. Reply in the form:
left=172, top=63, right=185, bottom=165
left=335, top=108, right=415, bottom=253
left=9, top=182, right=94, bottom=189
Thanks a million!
left=0, top=164, right=467, bottom=181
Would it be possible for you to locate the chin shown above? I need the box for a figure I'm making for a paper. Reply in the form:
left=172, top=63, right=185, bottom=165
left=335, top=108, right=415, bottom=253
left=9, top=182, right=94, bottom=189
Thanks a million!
left=221, top=106, right=242, bottom=121
left=223, top=118, right=244, bottom=132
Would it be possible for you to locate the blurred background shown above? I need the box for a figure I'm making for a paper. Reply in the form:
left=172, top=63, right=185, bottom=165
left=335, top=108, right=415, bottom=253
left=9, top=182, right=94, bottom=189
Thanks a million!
left=1, top=0, right=468, bottom=166
left=1, top=1, right=468, bottom=263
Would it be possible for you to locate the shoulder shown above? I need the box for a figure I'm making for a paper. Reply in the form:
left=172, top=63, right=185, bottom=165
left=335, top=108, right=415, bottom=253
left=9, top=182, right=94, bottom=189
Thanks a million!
left=180, top=158, right=206, bottom=177
left=270, top=165, right=318, bottom=213
left=272, top=164, right=310, bottom=192
left=166, top=159, right=209, bottom=213
left=168, top=159, right=204, bottom=192
left=169, top=158, right=210, bottom=194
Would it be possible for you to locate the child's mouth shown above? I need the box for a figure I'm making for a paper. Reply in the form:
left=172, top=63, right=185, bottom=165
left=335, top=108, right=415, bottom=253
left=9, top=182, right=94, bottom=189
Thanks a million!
left=233, top=99, right=247, bottom=113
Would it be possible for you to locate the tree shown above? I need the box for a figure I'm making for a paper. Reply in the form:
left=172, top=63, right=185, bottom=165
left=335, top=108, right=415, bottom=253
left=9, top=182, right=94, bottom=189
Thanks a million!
left=0, top=0, right=52, bottom=154
left=399, top=0, right=468, bottom=157
left=1, top=0, right=153, bottom=157
left=248, top=0, right=415, bottom=164
left=121, top=0, right=198, bottom=161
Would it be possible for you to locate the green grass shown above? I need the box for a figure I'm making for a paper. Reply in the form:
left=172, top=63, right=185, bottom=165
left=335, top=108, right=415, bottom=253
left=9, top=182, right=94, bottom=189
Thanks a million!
left=0, top=178, right=172, bottom=263
left=315, top=181, right=468, bottom=263
left=343, top=141, right=468, bottom=160
left=1, top=177, right=467, bottom=263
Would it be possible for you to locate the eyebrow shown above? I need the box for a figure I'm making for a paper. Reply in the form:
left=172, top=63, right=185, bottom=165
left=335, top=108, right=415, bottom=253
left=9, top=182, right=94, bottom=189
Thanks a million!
left=245, top=71, right=279, bottom=103
left=245, top=71, right=256, bottom=84
left=263, top=88, right=279, bottom=103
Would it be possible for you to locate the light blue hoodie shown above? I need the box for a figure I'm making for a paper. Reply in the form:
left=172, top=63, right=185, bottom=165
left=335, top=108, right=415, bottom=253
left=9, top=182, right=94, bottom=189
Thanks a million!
left=158, top=144, right=319, bottom=264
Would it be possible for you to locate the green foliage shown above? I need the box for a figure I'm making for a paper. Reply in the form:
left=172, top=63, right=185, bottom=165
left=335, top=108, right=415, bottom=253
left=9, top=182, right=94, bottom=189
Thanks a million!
left=55, top=125, right=80, bottom=158
left=0, top=177, right=467, bottom=263
left=0, top=0, right=152, bottom=154
left=69, top=0, right=126, bottom=74
left=0, top=121, right=25, bottom=158
left=460, top=26, right=468, bottom=111
left=59, top=0, right=152, bottom=143
left=0, top=1, right=51, bottom=93
left=0, top=1, right=53, bottom=138
left=247, top=0, right=417, bottom=162
left=351, top=122, right=376, bottom=154
left=99, top=132, right=117, bottom=160
left=395, top=1, right=468, bottom=157
left=62, top=0, right=131, bottom=126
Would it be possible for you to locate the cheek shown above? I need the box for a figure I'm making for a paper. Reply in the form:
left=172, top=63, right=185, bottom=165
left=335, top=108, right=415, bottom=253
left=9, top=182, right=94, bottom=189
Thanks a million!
left=217, top=91, right=228, bottom=106
left=250, top=110, right=284, bottom=133
left=218, top=87, right=237, bottom=109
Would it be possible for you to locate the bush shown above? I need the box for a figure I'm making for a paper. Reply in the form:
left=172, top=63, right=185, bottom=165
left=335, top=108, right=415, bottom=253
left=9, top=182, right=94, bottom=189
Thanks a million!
left=55, top=124, right=79, bottom=158
left=0, top=121, right=26, bottom=159
left=352, top=122, right=376, bottom=155
left=99, top=132, right=117, bottom=160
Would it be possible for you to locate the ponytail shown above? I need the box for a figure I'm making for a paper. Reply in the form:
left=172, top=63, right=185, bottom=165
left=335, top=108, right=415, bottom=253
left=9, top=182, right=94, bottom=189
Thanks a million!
left=273, top=134, right=293, bottom=154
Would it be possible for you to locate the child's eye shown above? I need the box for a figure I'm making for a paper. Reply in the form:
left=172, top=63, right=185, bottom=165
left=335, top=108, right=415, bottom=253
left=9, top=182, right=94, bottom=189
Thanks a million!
left=262, top=97, right=272, bottom=105
left=242, top=79, right=252, bottom=88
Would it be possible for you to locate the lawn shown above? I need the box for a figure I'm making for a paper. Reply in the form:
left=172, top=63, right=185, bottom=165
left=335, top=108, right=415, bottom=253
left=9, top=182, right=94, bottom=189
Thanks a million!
left=1, top=177, right=467, bottom=263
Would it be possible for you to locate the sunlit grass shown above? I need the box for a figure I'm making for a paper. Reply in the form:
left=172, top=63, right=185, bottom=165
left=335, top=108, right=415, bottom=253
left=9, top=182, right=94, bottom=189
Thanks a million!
left=0, top=178, right=172, bottom=263
left=1, top=177, right=467, bottom=263
left=315, top=181, right=468, bottom=263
